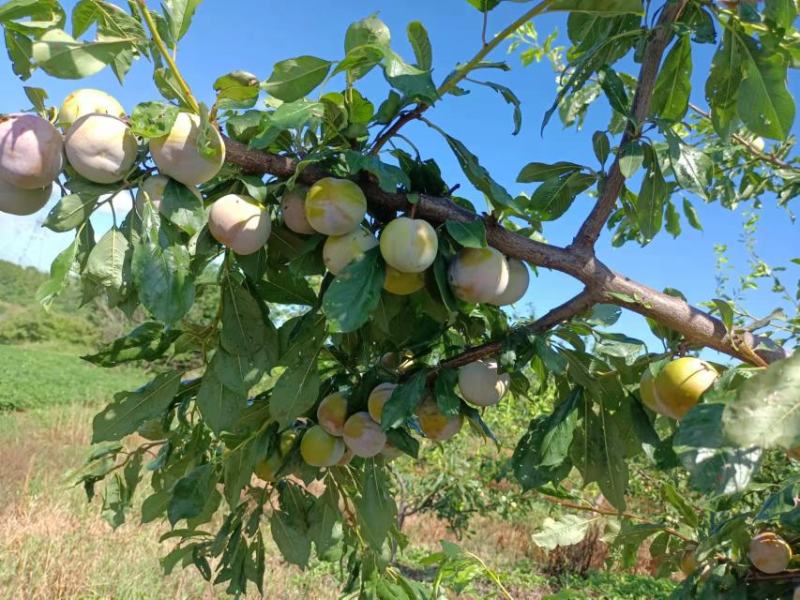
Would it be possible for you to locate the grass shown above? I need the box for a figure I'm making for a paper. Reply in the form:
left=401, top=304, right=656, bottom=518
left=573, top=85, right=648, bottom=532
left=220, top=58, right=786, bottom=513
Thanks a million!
left=0, top=343, right=675, bottom=599
left=0, top=344, right=146, bottom=410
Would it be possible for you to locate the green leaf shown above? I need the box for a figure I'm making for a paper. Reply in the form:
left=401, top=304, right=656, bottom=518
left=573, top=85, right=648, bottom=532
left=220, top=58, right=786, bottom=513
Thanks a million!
left=31, top=28, right=131, bottom=79
left=705, top=28, right=742, bottom=138
left=382, top=48, right=437, bottom=103
left=44, top=194, right=96, bottom=232
left=355, top=460, right=397, bottom=551
left=195, top=366, right=247, bottom=435
left=4, top=28, right=33, bottom=79
left=270, top=355, right=320, bottom=428
left=259, top=265, right=317, bottom=306
left=528, top=171, right=595, bottom=221
left=764, top=0, right=797, bottom=30
left=670, top=142, right=711, bottom=197
left=220, top=278, right=271, bottom=356
left=212, top=70, right=259, bottom=110
left=342, top=150, right=410, bottom=193
left=133, top=240, right=195, bottom=325
left=162, top=0, right=202, bottom=44
left=517, top=161, right=582, bottom=183
left=546, top=0, right=644, bottom=14
left=675, top=403, right=763, bottom=495
left=308, top=486, right=340, bottom=555
left=432, top=252, right=458, bottom=314
left=1, top=0, right=62, bottom=22
left=600, top=67, right=629, bottom=116
left=736, top=34, right=795, bottom=139
left=472, top=79, right=523, bottom=135
left=592, top=131, right=610, bottom=165
left=322, top=248, right=384, bottom=333
left=161, top=179, right=204, bottom=235
left=168, top=463, right=217, bottom=526
left=85, top=227, right=128, bottom=293
left=651, top=35, right=692, bottom=121
left=130, top=101, right=179, bottom=138
left=532, top=514, right=593, bottom=550
left=345, top=14, right=390, bottom=53
left=83, top=322, right=181, bottom=367
left=270, top=483, right=312, bottom=567
left=637, top=162, right=668, bottom=242
left=662, top=482, right=699, bottom=528
left=250, top=100, right=325, bottom=149
left=433, top=368, right=461, bottom=416
left=618, top=141, right=645, bottom=178
left=571, top=403, right=629, bottom=510
left=586, top=304, right=621, bottom=326
left=407, top=21, right=431, bottom=70
left=381, top=369, right=427, bottom=430
left=333, top=44, right=384, bottom=80
left=263, top=56, right=332, bottom=103
left=467, top=0, right=500, bottom=11
left=210, top=346, right=270, bottom=395
left=445, top=220, right=487, bottom=248
left=374, top=90, right=402, bottom=124
left=429, top=124, right=519, bottom=213
left=385, top=428, right=420, bottom=458
left=682, top=198, right=703, bottom=230
left=36, top=236, right=78, bottom=308
left=711, top=298, right=735, bottom=332
left=92, top=371, right=181, bottom=443
left=23, top=85, right=47, bottom=113
left=223, top=427, right=272, bottom=507
left=513, top=388, right=580, bottom=490
left=723, top=353, right=800, bottom=450
left=664, top=200, right=680, bottom=238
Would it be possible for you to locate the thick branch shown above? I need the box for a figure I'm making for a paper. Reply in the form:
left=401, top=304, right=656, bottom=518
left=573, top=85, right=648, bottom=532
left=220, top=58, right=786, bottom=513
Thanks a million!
left=433, top=289, right=598, bottom=374
left=571, top=1, right=688, bottom=249
left=222, top=135, right=777, bottom=366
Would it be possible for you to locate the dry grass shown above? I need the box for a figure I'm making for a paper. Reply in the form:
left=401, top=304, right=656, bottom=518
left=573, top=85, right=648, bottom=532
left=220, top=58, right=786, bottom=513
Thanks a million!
left=0, top=402, right=671, bottom=600
left=0, top=405, right=344, bottom=600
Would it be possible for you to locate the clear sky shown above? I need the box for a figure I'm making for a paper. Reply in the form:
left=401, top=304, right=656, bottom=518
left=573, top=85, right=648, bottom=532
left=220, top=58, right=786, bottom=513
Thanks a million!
left=1, top=0, right=797, bottom=359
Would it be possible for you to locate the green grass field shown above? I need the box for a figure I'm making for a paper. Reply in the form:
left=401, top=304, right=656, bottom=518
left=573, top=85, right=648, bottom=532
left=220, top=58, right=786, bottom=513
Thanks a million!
left=0, top=344, right=146, bottom=410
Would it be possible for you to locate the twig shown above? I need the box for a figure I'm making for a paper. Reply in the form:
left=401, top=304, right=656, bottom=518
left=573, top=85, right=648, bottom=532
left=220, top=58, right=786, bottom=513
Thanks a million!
left=369, top=0, right=555, bottom=155
left=430, top=288, right=597, bottom=377
left=688, top=102, right=796, bottom=171
left=537, top=493, right=694, bottom=543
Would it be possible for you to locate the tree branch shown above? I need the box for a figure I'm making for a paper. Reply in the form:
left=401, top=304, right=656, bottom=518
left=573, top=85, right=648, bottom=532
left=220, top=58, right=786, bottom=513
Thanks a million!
left=432, top=289, right=598, bottom=375
left=222, top=135, right=779, bottom=366
left=536, top=492, right=694, bottom=543
left=571, top=0, right=688, bottom=250
left=688, top=102, right=797, bottom=171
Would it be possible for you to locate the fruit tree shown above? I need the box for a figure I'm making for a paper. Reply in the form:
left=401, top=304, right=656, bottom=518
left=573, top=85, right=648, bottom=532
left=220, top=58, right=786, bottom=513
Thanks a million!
left=1, top=0, right=799, bottom=597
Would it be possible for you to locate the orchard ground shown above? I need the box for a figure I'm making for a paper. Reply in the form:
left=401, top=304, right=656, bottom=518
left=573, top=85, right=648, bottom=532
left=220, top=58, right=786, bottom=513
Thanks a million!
left=0, top=263, right=674, bottom=599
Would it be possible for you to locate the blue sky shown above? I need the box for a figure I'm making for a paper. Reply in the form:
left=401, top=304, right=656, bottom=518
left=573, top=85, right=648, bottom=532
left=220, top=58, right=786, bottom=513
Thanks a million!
left=0, top=0, right=797, bottom=358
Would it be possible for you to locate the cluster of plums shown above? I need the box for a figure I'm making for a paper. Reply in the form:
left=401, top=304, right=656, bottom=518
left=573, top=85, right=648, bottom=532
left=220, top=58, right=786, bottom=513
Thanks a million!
left=0, top=88, right=227, bottom=217
left=2, top=89, right=531, bottom=308
left=281, top=177, right=530, bottom=304
left=258, top=360, right=512, bottom=474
